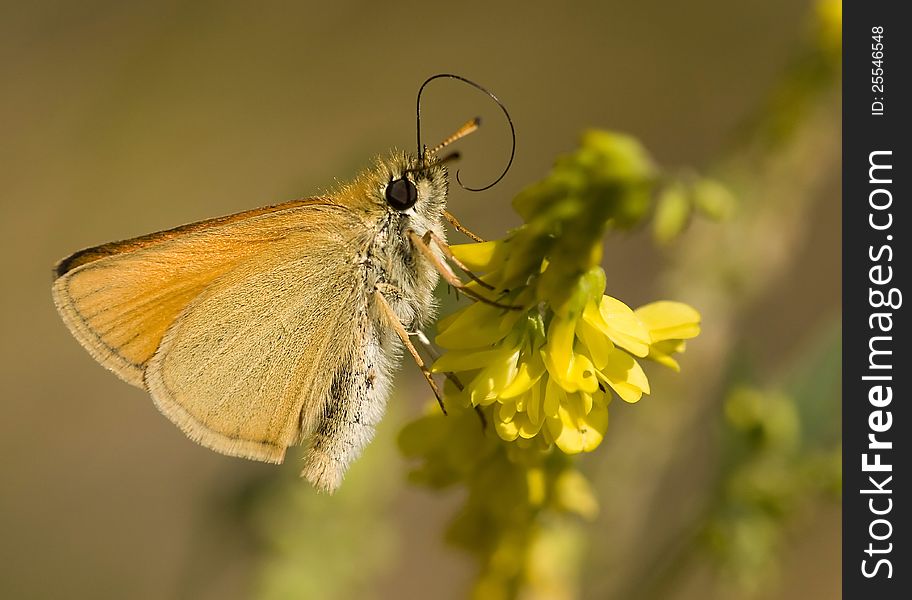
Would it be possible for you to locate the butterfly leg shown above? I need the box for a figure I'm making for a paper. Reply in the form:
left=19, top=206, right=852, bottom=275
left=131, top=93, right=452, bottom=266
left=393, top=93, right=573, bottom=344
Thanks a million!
left=443, top=210, right=486, bottom=243
left=412, top=330, right=462, bottom=391
left=412, top=330, right=488, bottom=430
left=374, top=290, right=447, bottom=415
left=405, top=230, right=519, bottom=310
left=422, top=230, right=495, bottom=291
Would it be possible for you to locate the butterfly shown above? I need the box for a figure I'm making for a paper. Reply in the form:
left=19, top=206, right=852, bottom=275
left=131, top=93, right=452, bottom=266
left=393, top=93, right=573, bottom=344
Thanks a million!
left=52, top=74, right=514, bottom=492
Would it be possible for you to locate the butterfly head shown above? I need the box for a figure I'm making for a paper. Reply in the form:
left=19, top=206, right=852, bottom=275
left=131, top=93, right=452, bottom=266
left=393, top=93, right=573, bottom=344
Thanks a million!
left=378, top=151, right=450, bottom=221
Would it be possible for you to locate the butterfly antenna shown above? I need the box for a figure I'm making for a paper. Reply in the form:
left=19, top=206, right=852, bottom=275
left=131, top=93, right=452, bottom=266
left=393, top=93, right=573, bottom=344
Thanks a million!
left=415, top=74, right=516, bottom=192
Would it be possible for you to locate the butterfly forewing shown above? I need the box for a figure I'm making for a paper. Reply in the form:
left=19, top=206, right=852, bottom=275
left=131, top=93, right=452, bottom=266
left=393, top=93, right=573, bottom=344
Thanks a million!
left=52, top=198, right=328, bottom=386
left=53, top=200, right=366, bottom=463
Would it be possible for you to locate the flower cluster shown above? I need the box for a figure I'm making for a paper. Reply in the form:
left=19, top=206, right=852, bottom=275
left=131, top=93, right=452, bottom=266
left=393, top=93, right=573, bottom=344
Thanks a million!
left=425, top=130, right=702, bottom=455
left=433, top=260, right=700, bottom=454
left=400, top=130, right=706, bottom=599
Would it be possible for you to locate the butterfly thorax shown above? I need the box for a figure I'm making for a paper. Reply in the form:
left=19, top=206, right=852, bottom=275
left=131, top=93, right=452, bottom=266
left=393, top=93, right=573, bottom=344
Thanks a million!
left=338, top=152, right=449, bottom=332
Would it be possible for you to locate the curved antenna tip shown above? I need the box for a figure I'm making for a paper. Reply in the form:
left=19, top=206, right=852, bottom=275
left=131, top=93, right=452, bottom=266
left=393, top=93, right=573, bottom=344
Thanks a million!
left=416, top=74, right=515, bottom=192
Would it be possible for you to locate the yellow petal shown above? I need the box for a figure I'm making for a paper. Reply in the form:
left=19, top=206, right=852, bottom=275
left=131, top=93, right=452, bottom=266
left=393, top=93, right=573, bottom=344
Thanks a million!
left=435, top=302, right=513, bottom=349
left=499, top=345, right=546, bottom=399
left=542, top=314, right=576, bottom=384
left=545, top=415, right=568, bottom=451
left=571, top=352, right=599, bottom=394
left=450, top=240, right=507, bottom=272
left=596, top=348, right=650, bottom=403
left=580, top=391, right=593, bottom=414
left=494, top=412, right=520, bottom=441
left=652, top=323, right=701, bottom=342
left=598, top=296, right=651, bottom=356
left=543, top=376, right=564, bottom=419
left=540, top=418, right=555, bottom=446
left=583, top=297, right=650, bottom=358
left=498, top=398, right=517, bottom=423
left=514, top=389, right=527, bottom=412
left=656, top=339, right=687, bottom=354
left=546, top=393, right=610, bottom=454
left=517, top=411, right=544, bottom=438
left=578, top=399, right=609, bottom=452
left=526, top=378, right=544, bottom=426
left=645, top=340, right=687, bottom=371
left=467, top=348, right=521, bottom=406
left=600, top=379, right=642, bottom=403
left=576, top=314, right=616, bottom=370
left=430, top=345, right=514, bottom=373
left=541, top=315, right=599, bottom=393
left=635, top=301, right=701, bottom=342
left=544, top=349, right=600, bottom=395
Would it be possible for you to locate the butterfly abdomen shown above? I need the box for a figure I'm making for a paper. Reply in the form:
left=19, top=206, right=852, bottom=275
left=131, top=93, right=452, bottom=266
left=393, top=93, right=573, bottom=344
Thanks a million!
left=300, top=303, right=393, bottom=493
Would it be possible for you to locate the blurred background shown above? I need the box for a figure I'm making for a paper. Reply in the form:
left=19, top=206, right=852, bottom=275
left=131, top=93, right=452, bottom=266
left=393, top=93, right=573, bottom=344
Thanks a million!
left=0, top=1, right=840, bottom=598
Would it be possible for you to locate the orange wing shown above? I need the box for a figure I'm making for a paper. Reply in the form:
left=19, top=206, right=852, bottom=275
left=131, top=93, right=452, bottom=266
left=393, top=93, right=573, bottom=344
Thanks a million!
left=52, top=198, right=367, bottom=463
left=52, top=198, right=343, bottom=387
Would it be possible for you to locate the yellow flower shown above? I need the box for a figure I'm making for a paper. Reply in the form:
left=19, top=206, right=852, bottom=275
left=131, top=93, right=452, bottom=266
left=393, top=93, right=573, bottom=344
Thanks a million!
left=577, top=296, right=651, bottom=403
left=544, top=386, right=610, bottom=454
left=432, top=262, right=701, bottom=454
left=635, top=301, right=702, bottom=371
left=540, top=314, right=599, bottom=394
left=422, top=132, right=703, bottom=456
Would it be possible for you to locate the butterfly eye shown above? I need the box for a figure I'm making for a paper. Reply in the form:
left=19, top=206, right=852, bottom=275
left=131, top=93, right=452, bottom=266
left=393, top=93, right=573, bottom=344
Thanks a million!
left=385, top=178, right=418, bottom=211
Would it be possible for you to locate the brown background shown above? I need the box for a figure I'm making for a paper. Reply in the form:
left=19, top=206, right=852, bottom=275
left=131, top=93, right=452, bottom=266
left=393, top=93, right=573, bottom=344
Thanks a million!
left=0, top=1, right=839, bottom=598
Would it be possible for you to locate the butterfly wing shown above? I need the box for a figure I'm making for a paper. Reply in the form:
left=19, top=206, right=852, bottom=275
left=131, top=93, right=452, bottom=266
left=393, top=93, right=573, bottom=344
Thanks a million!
left=53, top=199, right=367, bottom=463
left=53, top=198, right=329, bottom=387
